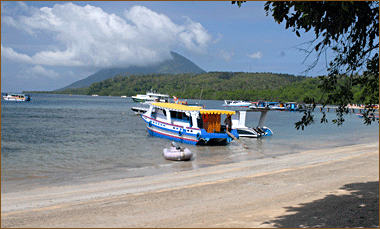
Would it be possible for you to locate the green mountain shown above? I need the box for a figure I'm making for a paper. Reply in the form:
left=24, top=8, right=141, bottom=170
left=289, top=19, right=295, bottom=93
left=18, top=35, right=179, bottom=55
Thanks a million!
left=57, top=52, right=205, bottom=90
left=81, top=71, right=317, bottom=102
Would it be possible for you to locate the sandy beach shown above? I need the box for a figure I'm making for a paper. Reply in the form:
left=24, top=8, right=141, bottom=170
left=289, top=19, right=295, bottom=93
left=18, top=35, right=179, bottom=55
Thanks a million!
left=1, top=141, right=378, bottom=228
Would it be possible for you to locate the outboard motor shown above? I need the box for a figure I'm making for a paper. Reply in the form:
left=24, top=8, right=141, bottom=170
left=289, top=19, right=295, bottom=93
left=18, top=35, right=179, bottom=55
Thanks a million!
left=171, top=141, right=181, bottom=150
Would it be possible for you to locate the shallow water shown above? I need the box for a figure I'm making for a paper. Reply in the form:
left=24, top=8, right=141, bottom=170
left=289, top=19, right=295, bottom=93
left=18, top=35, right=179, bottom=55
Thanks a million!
left=1, top=94, right=378, bottom=192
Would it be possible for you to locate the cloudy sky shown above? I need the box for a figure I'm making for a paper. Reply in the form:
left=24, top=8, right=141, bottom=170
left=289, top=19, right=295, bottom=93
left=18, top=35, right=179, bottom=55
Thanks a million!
left=2, top=1, right=332, bottom=92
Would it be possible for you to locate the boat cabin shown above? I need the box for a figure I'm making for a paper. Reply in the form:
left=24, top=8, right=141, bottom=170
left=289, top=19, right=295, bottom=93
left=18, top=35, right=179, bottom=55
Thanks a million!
left=147, top=103, right=234, bottom=133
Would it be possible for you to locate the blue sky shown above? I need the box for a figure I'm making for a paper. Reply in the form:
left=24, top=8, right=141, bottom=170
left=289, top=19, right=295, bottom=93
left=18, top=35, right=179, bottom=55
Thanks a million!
left=1, top=1, right=333, bottom=92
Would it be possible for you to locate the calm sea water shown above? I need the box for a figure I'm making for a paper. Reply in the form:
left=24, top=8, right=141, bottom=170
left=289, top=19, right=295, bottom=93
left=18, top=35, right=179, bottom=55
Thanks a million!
left=1, top=94, right=378, bottom=193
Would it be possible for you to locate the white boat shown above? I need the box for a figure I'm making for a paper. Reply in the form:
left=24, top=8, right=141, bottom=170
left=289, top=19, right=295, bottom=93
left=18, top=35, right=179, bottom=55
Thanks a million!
left=222, top=100, right=253, bottom=109
left=131, top=107, right=148, bottom=115
left=224, top=106, right=273, bottom=138
left=3, top=93, right=30, bottom=102
left=141, top=102, right=239, bottom=145
left=132, top=91, right=170, bottom=103
left=163, top=142, right=193, bottom=161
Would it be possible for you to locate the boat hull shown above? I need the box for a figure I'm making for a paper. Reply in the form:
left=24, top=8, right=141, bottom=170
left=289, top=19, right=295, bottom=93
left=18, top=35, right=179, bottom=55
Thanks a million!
left=3, top=96, right=30, bottom=102
left=131, top=107, right=148, bottom=115
left=132, top=97, right=146, bottom=102
left=236, top=127, right=260, bottom=138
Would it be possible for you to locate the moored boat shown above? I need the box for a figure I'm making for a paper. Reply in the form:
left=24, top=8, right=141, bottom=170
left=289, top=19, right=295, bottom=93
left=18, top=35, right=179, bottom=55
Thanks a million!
left=3, top=93, right=30, bottom=102
left=230, top=109, right=273, bottom=138
left=286, top=102, right=299, bottom=111
left=222, top=100, right=253, bottom=109
left=141, top=102, right=239, bottom=145
left=271, top=102, right=287, bottom=111
left=132, top=91, right=170, bottom=103
left=356, top=113, right=379, bottom=120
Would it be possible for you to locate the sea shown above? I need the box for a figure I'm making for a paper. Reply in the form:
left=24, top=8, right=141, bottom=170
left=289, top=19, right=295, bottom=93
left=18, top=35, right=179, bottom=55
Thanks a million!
left=1, top=93, right=379, bottom=193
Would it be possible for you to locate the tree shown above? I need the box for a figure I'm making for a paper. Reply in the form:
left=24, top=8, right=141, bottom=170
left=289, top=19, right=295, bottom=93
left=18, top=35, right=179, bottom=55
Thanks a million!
left=233, top=1, right=379, bottom=129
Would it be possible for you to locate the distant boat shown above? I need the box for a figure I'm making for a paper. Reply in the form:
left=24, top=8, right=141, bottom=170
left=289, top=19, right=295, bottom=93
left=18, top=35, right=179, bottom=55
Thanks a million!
left=121, top=95, right=127, bottom=98
left=222, top=100, right=253, bottom=109
left=256, top=101, right=278, bottom=109
left=92, top=94, right=99, bottom=97
left=271, top=102, right=287, bottom=111
left=132, top=91, right=170, bottom=103
left=173, top=96, right=205, bottom=107
left=356, top=113, right=379, bottom=120
left=3, top=93, right=30, bottom=102
left=286, top=102, right=299, bottom=111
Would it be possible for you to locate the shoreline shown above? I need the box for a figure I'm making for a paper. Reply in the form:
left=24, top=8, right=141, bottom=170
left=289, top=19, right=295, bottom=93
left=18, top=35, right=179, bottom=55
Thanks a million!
left=1, top=141, right=379, bottom=227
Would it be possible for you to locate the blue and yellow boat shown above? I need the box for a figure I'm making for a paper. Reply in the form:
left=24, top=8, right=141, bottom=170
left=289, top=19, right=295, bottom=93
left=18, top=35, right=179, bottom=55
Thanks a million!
left=141, top=102, right=239, bottom=145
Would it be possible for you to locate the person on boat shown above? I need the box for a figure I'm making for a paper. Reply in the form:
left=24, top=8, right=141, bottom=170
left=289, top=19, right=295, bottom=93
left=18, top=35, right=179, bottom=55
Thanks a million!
left=173, top=96, right=179, bottom=104
left=224, top=114, right=232, bottom=132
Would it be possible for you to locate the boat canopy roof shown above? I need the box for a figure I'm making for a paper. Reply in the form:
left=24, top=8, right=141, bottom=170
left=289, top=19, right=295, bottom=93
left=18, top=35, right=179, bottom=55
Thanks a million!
left=199, top=110, right=235, bottom=115
left=152, top=103, right=203, bottom=111
left=151, top=103, right=235, bottom=115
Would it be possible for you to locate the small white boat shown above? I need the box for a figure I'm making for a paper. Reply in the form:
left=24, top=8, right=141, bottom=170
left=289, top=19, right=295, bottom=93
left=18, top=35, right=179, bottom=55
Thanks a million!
left=225, top=106, right=273, bottom=138
left=222, top=100, right=252, bottom=109
left=163, top=142, right=193, bottom=161
left=132, top=91, right=170, bottom=103
left=3, top=93, right=30, bottom=101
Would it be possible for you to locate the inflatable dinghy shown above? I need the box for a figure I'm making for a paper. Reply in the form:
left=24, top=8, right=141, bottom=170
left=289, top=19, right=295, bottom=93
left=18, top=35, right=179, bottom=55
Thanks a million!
left=163, top=142, right=193, bottom=161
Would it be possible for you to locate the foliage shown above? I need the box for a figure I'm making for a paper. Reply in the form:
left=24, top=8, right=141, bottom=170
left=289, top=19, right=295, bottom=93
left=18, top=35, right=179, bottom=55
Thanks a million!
left=233, top=1, right=379, bottom=128
left=25, top=70, right=374, bottom=116
left=24, top=72, right=332, bottom=103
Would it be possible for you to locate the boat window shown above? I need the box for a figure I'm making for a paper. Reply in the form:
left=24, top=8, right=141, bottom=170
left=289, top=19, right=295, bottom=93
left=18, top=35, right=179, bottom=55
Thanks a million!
left=157, top=108, right=166, bottom=117
left=170, top=111, right=190, bottom=122
left=197, top=117, right=203, bottom=128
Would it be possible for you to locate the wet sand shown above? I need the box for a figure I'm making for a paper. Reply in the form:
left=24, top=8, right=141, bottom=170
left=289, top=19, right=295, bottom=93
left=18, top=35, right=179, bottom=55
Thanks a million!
left=1, top=141, right=378, bottom=228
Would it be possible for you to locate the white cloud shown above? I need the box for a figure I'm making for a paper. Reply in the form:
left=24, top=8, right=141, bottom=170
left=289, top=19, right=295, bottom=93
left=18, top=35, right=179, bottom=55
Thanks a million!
left=1, top=3, right=213, bottom=70
left=219, top=49, right=234, bottom=62
left=31, top=65, right=60, bottom=79
left=247, top=51, right=263, bottom=59
left=17, top=65, right=60, bottom=79
left=1, top=45, right=34, bottom=63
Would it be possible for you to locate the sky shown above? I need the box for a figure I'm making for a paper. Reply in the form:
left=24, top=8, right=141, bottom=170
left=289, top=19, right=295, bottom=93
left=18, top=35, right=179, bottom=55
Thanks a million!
left=1, top=1, right=334, bottom=92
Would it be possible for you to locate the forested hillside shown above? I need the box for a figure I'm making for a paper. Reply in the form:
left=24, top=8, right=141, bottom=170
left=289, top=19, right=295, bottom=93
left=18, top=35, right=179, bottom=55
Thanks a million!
left=27, top=71, right=372, bottom=104
left=35, top=72, right=321, bottom=103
